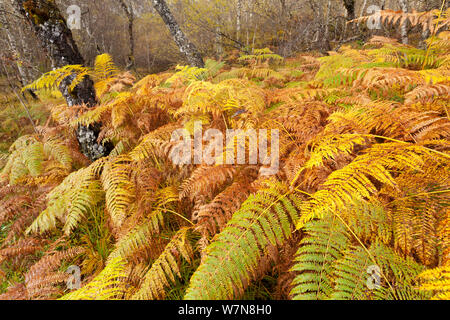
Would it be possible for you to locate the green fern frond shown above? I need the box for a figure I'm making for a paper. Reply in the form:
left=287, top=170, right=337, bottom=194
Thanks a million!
left=185, top=179, right=301, bottom=300
left=239, top=48, right=284, bottom=66
left=27, top=160, right=105, bottom=235
left=331, top=242, right=427, bottom=300
left=290, top=214, right=349, bottom=300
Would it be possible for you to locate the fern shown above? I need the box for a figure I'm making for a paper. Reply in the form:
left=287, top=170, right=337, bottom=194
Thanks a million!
left=290, top=214, right=349, bottom=300
left=59, top=256, right=128, bottom=300
left=27, top=160, right=105, bottom=235
left=331, top=242, right=426, bottom=300
left=101, top=155, right=135, bottom=230
left=418, top=265, right=450, bottom=300
left=185, top=180, right=301, bottom=299
left=132, top=228, right=194, bottom=300
left=298, top=142, right=447, bottom=229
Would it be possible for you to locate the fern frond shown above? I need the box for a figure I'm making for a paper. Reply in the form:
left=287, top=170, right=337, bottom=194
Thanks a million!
left=92, top=54, right=119, bottom=81
left=418, top=265, right=450, bottom=300
left=24, top=65, right=89, bottom=92
left=59, top=256, right=128, bottom=300
left=290, top=214, right=349, bottom=300
left=331, top=242, right=426, bottom=300
left=297, top=142, right=444, bottom=229
left=101, top=155, right=135, bottom=230
left=195, top=172, right=257, bottom=237
left=132, top=228, right=194, bottom=300
left=185, top=180, right=302, bottom=299
left=405, top=83, right=450, bottom=105
left=180, top=165, right=236, bottom=201
left=27, top=160, right=105, bottom=235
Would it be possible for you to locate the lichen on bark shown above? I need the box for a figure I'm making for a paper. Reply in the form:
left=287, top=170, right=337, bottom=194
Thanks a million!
left=13, top=0, right=112, bottom=161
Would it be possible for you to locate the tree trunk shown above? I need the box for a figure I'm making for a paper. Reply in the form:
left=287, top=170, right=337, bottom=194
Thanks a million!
left=0, top=2, right=38, bottom=100
left=343, top=0, right=356, bottom=20
left=236, top=0, right=242, bottom=42
left=399, top=0, right=409, bottom=44
left=12, top=0, right=112, bottom=161
left=116, top=0, right=135, bottom=70
left=320, top=0, right=332, bottom=53
left=151, top=0, right=204, bottom=68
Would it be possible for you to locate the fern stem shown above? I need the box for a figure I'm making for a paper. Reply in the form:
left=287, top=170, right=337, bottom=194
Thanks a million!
left=388, top=189, right=450, bottom=204
left=162, top=208, right=194, bottom=226
left=361, top=134, right=450, bottom=159
left=293, top=187, right=313, bottom=198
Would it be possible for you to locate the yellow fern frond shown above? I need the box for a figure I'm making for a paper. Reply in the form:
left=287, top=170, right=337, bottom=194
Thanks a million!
left=59, top=257, right=128, bottom=300
left=132, top=228, right=194, bottom=300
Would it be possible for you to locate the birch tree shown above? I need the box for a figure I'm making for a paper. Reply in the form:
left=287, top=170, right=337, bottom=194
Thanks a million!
left=151, top=0, right=204, bottom=68
left=399, top=0, right=409, bottom=44
left=116, top=0, right=135, bottom=69
left=12, top=0, right=112, bottom=160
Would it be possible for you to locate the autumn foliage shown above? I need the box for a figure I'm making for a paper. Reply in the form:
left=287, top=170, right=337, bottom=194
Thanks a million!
left=0, top=24, right=449, bottom=300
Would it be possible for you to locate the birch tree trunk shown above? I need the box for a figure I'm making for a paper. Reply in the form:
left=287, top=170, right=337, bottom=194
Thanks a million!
left=116, top=0, right=135, bottom=70
left=12, top=0, right=112, bottom=161
left=151, top=0, right=204, bottom=68
left=236, top=0, right=242, bottom=42
left=399, top=0, right=409, bottom=44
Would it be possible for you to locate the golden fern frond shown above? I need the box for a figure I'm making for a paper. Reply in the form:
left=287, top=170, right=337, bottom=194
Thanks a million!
left=324, top=104, right=448, bottom=142
left=382, top=160, right=449, bottom=266
left=297, top=142, right=447, bottom=229
left=107, top=209, right=165, bottom=263
left=129, top=122, right=181, bottom=162
left=175, top=79, right=266, bottom=121
left=23, top=65, right=89, bottom=93
left=179, top=165, right=236, bottom=201
left=27, top=160, right=105, bottom=235
left=59, top=256, right=128, bottom=300
left=132, top=228, right=194, bottom=300
left=43, top=139, right=73, bottom=171
left=418, top=265, right=450, bottom=300
left=303, top=134, right=368, bottom=170
left=101, top=155, right=135, bottom=230
left=165, top=64, right=208, bottom=85
left=92, top=53, right=119, bottom=81
left=108, top=187, right=178, bottom=263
